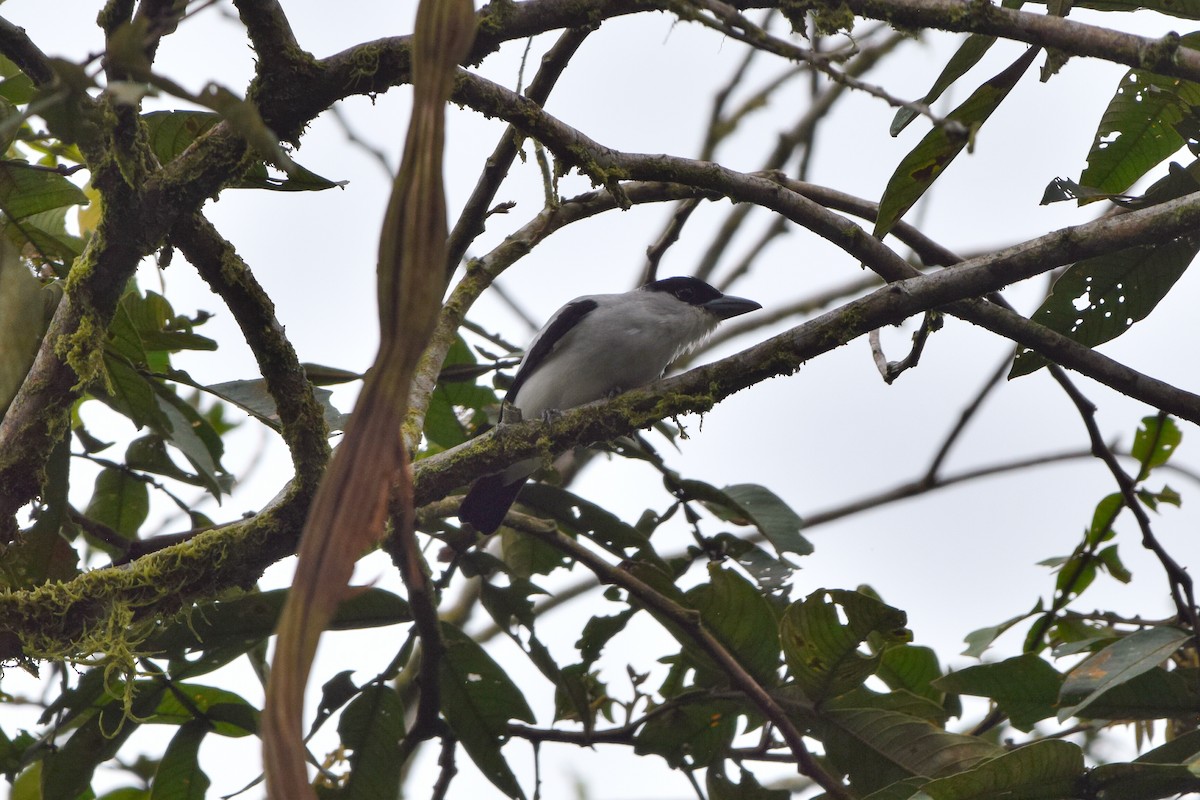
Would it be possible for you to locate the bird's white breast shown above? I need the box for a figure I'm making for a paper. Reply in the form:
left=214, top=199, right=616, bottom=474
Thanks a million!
left=511, top=292, right=718, bottom=418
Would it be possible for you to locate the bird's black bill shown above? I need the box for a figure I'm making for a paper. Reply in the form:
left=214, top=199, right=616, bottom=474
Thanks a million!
left=703, top=295, right=762, bottom=320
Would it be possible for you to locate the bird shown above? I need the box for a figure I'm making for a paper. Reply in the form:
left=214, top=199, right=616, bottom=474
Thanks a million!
left=458, top=276, right=762, bottom=534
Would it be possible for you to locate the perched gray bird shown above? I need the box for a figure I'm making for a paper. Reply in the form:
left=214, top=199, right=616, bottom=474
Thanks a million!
left=458, top=276, right=761, bottom=534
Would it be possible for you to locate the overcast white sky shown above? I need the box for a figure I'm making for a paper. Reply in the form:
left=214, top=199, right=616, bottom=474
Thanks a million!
left=2, top=1, right=1198, bottom=798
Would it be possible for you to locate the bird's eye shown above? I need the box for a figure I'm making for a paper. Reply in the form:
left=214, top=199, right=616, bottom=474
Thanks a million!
left=676, top=288, right=693, bottom=301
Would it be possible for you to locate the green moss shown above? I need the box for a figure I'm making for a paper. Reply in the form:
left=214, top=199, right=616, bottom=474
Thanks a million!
left=477, top=0, right=517, bottom=36
left=53, top=313, right=107, bottom=392
left=779, top=0, right=855, bottom=36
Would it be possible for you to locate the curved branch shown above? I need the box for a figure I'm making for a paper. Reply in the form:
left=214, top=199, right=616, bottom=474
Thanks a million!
left=170, top=213, right=331, bottom=486
left=840, top=0, right=1200, bottom=81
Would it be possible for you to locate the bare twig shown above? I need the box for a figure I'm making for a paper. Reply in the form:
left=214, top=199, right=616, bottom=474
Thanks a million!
left=869, top=311, right=943, bottom=384
left=445, top=26, right=593, bottom=274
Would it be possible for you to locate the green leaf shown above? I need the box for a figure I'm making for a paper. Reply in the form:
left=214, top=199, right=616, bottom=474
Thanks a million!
left=518, top=483, right=671, bottom=572
left=822, top=707, right=1002, bottom=794
left=479, top=577, right=545, bottom=631
left=890, top=0, right=1028, bottom=136
left=1010, top=236, right=1200, bottom=377
left=875, top=46, right=1039, bottom=238
left=633, top=695, right=740, bottom=769
left=1087, top=492, right=1123, bottom=546
left=0, top=55, right=35, bottom=104
left=680, top=480, right=812, bottom=557
left=42, top=682, right=167, bottom=800
left=424, top=335, right=498, bottom=449
left=1097, top=544, right=1133, bottom=583
left=143, top=111, right=222, bottom=165
left=915, top=739, right=1084, bottom=800
left=337, top=684, right=406, bottom=800
left=715, top=483, right=810, bottom=557
left=2, top=442, right=78, bottom=588
left=147, top=588, right=412, bottom=665
left=684, top=564, right=781, bottom=686
left=1078, top=62, right=1200, bottom=196
left=98, top=353, right=171, bottom=430
left=709, top=532, right=795, bottom=595
left=438, top=623, right=534, bottom=799
left=302, top=363, right=362, bottom=385
left=1085, top=761, right=1200, bottom=800
left=150, top=721, right=210, bottom=800
left=12, top=205, right=85, bottom=262
left=708, top=765, right=789, bottom=800
left=125, top=436, right=208, bottom=488
left=142, top=110, right=346, bottom=191
left=827, top=686, right=950, bottom=724
left=876, top=645, right=943, bottom=705
left=146, top=683, right=258, bottom=737
left=1058, top=626, right=1192, bottom=719
left=1073, top=665, right=1200, bottom=719
left=0, top=727, right=36, bottom=781
left=82, top=466, right=149, bottom=540
left=1132, top=415, right=1182, bottom=479
left=203, top=377, right=348, bottom=434
left=0, top=242, right=44, bottom=416
left=1135, top=726, right=1200, bottom=763
left=933, top=654, right=1062, bottom=732
left=576, top=608, right=636, bottom=667
left=780, top=589, right=909, bottom=701
left=99, top=789, right=151, bottom=800
left=1039, top=176, right=1130, bottom=205
left=150, top=387, right=225, bottom=497
left=860, top=778, right=930, bottom=800
left=961, top=601, right=1041, bottom=657
left=499, top=523, right=570, bottom=578
left=0, top=160, right=88, bottom=220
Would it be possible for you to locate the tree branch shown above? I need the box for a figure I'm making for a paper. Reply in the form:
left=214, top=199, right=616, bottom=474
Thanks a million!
left=522, top=519, right=852, bottom=798
left=0, top=17, right=55, bottom=86
left=170, top=213, right=331, bottom=486
left=839, top=0, right=1200, bottom=81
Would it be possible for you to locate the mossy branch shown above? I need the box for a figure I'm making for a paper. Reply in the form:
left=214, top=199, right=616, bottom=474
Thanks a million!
left=170, top=213, right=331, bottom=486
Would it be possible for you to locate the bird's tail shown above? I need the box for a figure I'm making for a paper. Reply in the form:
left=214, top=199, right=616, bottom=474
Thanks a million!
left=459, top=473, right=527, bottom=534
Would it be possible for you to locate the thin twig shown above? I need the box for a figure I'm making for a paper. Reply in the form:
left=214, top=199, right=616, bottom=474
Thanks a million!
left=445, top=26, right=593, bottom=274
left=1047, top=369, right=1199, bottom=634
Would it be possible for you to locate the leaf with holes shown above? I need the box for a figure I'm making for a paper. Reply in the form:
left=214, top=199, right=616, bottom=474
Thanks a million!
left=1078, top=54, right=1200, bottom=197
left=1010, top=236, right=1200, bottom=377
